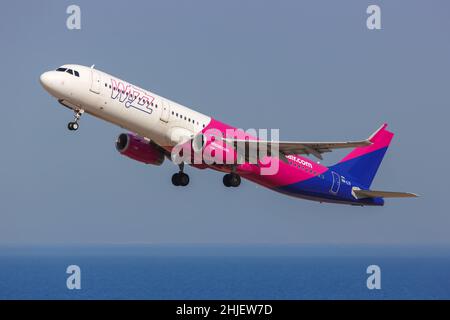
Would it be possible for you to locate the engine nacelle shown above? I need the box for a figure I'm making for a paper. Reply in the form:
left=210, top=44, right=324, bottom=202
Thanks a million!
left=116, top=133, right=165, bottom=166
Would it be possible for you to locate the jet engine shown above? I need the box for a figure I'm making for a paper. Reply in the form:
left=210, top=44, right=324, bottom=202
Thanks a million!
left=116, top=133, right=165, bottom=165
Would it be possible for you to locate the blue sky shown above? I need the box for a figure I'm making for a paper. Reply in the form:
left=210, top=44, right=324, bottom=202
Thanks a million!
left=0, top=0, right=449, bottom=245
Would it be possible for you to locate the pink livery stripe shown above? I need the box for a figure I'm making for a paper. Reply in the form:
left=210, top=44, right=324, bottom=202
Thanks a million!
left=339, top=123, right=393, bottom=163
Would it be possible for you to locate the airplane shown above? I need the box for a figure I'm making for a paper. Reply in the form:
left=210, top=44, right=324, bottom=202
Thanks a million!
left=39, top=64, right=417, bottom=206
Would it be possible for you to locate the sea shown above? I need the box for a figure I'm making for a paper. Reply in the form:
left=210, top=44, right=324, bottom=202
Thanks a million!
left=0, top=245, right=449, bottom=300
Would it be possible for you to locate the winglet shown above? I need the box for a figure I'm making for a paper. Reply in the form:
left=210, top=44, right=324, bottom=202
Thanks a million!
left=368, top=123, right=388, bottom=141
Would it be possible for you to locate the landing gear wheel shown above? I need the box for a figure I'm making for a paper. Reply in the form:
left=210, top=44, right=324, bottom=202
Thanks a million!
left=223, top=174, right=231, bottom=187
left=223, top=173, right=241, bottom=187
left=230, top=174, right=241, bottom=187
left=172, top=173, right=180, bottom=186
left=67, top=122, right=79, bottom=131
left=179, top=173, right=189, bottom=186
left=172, top=172, right=190, bottom=187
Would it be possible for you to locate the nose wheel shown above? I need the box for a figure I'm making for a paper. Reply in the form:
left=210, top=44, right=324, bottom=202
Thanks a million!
left=68, top=109, right=84, bottom=131
left=68, top=122, right=79, bottom=131
left=172, top=163, right=190, bottom=187
left=223, top=173, right=241, bottom=187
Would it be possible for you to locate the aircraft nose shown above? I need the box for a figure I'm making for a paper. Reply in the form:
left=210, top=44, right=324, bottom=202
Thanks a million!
left=39, top=71, right=54, bottom=90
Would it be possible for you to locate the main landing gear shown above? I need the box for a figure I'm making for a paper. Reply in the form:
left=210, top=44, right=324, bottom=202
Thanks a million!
left=170, top=164, right=241, bottom=188
left=223, top=173, right=241, bottom=187
left=68, top=109, right=84, bottom=131
left=172, top=163, right=190, bottom=187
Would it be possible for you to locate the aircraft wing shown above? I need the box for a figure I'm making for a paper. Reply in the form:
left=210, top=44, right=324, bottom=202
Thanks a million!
left=223, top=138, right=372, bottom=161
left=353, top=189, right=418, bottom=199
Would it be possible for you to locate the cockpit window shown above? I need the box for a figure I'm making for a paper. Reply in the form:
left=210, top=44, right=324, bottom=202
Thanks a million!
left=55, top=67, right=80, bottom=77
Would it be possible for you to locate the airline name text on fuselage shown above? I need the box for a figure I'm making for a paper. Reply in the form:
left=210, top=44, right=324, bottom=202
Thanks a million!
left=286, top=155, right=313, bottom=168
left=110, top=79, right=154, bottom=115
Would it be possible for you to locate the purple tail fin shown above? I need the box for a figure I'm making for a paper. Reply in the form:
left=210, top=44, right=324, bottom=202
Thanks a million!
left=331, top=124, right=394, bottom=188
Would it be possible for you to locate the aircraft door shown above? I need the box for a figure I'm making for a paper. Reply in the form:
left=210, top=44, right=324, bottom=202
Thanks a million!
left=330, top=171, right=341, bottom=194
left=90, top=69, right=101, bottom=94
left=160, top=99, right=170, bottom=123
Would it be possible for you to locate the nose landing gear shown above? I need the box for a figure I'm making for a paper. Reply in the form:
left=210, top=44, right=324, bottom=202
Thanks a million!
left=68, top=109, right=84, bottom=131
left=68, top=122, right=79, bottom=131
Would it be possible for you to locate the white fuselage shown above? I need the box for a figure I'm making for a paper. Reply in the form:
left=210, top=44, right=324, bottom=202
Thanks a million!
left=40, top=64, right=210, bottom=148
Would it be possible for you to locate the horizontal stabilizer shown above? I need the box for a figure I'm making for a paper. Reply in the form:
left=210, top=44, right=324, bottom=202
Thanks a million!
left=353, top=189, right=418, bottom=199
